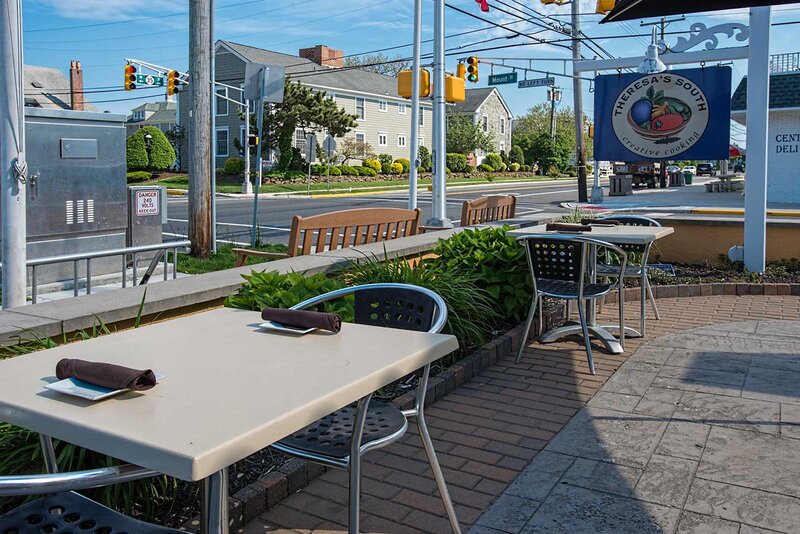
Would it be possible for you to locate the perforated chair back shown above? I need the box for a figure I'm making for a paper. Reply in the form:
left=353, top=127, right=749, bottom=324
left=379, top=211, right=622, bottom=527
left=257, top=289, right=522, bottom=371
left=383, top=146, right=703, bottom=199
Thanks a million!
left=598, top=216, right=660, bottom=255
left=525, top=237, right=586, bottom=283
left=353, top=287, right=436, bottom=333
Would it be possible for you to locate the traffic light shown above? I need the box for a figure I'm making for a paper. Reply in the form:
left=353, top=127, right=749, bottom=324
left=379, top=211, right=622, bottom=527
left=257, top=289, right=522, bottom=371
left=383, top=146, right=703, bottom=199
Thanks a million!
left=124, top=64, right=136, bottom=91
left=466, top=56, right=479, bottom=83
left=595, top=0, right=615, bottom=14
left=588, top=124, right=595, bottom=139
left=456, top=63, right=467, bottom=80
left=445, top=75, right=465, bottom=103
left=397, top=68, right=431, bottom=99
left=248, top=134, right=259, bottom=147
left=167, top=69, right=180, bottom=96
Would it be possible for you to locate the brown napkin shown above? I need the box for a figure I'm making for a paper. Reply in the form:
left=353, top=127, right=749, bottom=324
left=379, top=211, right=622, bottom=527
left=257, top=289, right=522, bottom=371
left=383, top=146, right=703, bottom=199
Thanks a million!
left=261, top=308, right=341, bottom=333
left=581, top=218, right=618, bottom=226
left=546, top=223, right=592, bottom=232
left=56, top=359, right=157, bottom=391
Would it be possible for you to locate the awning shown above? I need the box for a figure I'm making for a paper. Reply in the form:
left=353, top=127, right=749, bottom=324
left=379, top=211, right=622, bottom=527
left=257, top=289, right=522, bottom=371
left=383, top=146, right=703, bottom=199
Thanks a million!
left=601, top=0, right=797, bottom=23
left=730, top=144, right=745, bottom=157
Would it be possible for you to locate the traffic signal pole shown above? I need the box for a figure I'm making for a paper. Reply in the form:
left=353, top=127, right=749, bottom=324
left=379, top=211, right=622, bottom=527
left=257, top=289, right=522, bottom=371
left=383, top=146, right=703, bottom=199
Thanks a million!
left=0, top=0, right=27, bottom=309
left=428, top=0, right=452, bottom=228
left=571, top=0, right=588, bottom=203
left=408, top=0, right=422, bottom=211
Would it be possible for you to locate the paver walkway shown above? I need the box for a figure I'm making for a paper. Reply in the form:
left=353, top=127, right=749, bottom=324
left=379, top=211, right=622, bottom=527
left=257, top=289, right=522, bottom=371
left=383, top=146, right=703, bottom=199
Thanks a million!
left=241, top=295, right=800, bottom=533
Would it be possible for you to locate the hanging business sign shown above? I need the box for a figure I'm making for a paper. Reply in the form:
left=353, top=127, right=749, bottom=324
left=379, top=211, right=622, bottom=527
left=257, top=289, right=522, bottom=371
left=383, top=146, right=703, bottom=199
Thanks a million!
left=593, top=67, right=731, bottom=161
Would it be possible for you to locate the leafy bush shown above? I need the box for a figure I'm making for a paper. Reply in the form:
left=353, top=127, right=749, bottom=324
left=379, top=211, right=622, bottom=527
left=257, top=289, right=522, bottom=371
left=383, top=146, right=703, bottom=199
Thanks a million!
left=500, top=150, right=510, bottom=167
left=378, top=153, right=393, bottom=166
left=478, top=163, right=494, bottom=173
left=311, top=163, right=326, bottom=175
left=520, top=164, right=531, bottom=172
left=126, top=126, right=176, bottom=171
left=395, top=158, right=411, bottom=173
left=446, top=153, right=469, bottom=173
left=329, top=166, right=342, bottom=176
left=381, top=163, right=393, bottom=174
left=497, top=162, right=507, bottom=172
left=337, top=165, right=359, bottom=176
left=547, top=165, right=561, bottom=179
left=389, top=162, right=403, bottom=174
left=509, top=162, right=520, bottom=172
left=126, top=171, right=152, bottom=182
left=509, top=145, right=524, bottom=165
left=358, top=166, right=377, bottom=176
left=418, top=145, right=432, bottom=171
left=484, top=153, right=504, bottom=172
left=225, top=271, right=351, bottom=317
left=223, top=157, right=245, bottom=176
left=363, top=158, right=382, bottom=172
left=433, top=226, right=532, bottom=323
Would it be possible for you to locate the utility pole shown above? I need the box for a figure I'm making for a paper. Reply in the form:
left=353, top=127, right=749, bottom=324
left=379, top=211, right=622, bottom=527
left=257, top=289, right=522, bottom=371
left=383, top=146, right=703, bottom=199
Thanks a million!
left=209, top=0, right=217, bottom=253
left=188, top=0, right=212, bottom=258
left=408, top=0, right=422, bottom=210
left=571, top=0, right=588, bottom=203
left=427, top=0, right=452, bottom=228
left=0, top=0, right=27, bottom=309
left=548, top=86, right=560, bottom=140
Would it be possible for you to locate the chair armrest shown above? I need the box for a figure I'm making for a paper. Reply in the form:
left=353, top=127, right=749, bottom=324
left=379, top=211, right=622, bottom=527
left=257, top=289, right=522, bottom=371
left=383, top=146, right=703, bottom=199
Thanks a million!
left=232, top=248, right=290, bottom=267
left=0, top=465, right=160, bottom=497
left=418, top=225, right=449, bottom=234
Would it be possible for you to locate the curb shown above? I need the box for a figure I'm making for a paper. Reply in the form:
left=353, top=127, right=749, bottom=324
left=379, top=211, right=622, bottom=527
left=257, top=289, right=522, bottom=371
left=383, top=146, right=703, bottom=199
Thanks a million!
left=691, top=207, right=800, bottom=217
left=178, top=306, right=565, bottom=532
left=602, top=282, right=800, bottom=304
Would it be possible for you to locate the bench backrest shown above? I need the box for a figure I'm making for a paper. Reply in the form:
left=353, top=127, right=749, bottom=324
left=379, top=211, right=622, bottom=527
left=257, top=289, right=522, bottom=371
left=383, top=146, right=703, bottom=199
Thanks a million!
left=286, top=207, right=422, bottom=257
left=460, top=195, right=517, bottom=227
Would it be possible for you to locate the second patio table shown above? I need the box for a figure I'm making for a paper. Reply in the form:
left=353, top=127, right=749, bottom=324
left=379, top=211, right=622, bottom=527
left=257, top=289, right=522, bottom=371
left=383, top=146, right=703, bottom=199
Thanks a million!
left=0, top=307, right=459, bottom=534
left=508, top=223, right=674, bottom=353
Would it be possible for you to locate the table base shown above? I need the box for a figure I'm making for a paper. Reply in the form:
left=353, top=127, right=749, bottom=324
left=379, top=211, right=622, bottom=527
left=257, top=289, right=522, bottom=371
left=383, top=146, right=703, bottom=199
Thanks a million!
left=539, top=322, right=641, bottom=354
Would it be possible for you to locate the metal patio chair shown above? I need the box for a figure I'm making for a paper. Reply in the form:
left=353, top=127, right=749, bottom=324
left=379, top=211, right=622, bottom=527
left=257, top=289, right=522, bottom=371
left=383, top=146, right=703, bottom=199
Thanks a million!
left=0, top=435, right=180, bottom=533
left=516, top=235, right=627, bottom=374
left=596, top=215, right=662, bottom=336
left=270, top=283, right=460, bottom=534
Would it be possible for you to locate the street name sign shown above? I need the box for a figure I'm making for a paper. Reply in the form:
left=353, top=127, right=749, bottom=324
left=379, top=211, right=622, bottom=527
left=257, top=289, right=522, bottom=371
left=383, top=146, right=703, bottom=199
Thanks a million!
left=136, top=74, right=164, bottom=87
left=518, top=77, right=555, bottom=89
left=488, top=72, right=518, bottom=86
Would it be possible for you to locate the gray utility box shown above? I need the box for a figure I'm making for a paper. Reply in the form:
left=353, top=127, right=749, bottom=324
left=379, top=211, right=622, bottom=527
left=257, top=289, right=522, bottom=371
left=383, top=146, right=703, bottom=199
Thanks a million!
left=609, top=175, right=634, bottom=197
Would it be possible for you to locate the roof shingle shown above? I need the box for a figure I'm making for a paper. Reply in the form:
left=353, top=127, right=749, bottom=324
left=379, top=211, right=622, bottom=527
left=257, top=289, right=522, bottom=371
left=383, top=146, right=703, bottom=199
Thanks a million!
left=731, top=72, right=800, bottom=111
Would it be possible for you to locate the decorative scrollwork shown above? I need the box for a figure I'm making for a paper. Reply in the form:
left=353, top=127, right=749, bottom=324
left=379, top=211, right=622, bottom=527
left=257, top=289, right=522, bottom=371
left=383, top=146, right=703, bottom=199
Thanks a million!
left=670, top=22, right=749, bottom=53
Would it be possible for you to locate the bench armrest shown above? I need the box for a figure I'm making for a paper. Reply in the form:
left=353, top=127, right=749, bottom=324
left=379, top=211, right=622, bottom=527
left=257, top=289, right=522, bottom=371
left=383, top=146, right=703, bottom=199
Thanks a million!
left=232, top=248, right=290, bottom=267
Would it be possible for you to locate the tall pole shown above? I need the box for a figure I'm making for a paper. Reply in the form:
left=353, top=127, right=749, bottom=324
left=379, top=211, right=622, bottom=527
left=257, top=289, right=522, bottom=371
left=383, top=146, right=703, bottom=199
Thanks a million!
left=243, top=100, right=252, bottom=194
left=743, top=6, right=771, bottom=273
left=427, top=0, right=452, bottom=228
left=571, top=0, right=588, bottom=203
left=549, top=88, right=557, bottom=140
left=251, top=97, right=265, bottom=246
left=408, top=0, right=422, bottom=210
left=209, top=0, right=217, bottom=253
left=0, top=0, right=27, bottom=309
left=188, top=0, right=212, bottom=258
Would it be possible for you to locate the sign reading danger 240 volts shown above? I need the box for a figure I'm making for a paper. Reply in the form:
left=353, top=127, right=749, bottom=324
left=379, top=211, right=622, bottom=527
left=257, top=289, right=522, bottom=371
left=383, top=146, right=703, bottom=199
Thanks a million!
left=593, top=67, right=731, bottom=161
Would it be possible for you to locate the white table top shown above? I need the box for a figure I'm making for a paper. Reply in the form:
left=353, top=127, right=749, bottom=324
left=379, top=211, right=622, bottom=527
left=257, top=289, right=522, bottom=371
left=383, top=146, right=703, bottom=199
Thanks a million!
left=0, top=308, right=458, bottom=481
left=508, top=224, right=674, bottom=245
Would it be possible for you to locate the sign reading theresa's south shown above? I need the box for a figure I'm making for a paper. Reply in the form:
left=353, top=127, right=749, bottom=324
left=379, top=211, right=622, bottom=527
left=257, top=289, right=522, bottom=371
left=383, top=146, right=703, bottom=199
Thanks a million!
left=593, top=67, right=731, bottom=161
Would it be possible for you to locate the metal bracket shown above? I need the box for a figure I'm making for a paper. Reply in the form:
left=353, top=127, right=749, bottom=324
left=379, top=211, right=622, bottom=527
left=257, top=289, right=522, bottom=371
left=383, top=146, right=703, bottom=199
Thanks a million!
left=670, top=22, right=750, bottom=53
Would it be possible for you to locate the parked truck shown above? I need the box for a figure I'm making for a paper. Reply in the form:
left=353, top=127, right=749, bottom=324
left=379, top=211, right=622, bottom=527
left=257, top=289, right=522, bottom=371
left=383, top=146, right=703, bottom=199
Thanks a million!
left=612, top=161, right=660, bottom=188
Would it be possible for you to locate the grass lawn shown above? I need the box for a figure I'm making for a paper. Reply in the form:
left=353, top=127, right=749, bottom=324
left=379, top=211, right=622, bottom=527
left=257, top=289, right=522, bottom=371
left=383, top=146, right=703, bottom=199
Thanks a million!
left=138, top=174, right=561, bottom=195
left=173, top=243, right=289, bottom=274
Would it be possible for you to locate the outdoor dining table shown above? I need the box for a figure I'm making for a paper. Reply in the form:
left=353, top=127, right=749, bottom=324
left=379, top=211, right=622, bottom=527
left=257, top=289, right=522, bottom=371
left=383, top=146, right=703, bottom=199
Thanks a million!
left=0, top=307, right=459, bottom=534
left=508, top=223, right=674, bottom=353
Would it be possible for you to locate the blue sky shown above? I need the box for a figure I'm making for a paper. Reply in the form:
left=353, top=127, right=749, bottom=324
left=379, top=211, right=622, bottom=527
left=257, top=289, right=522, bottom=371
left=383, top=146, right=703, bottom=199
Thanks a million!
left=21, top=0, right=800, bottom=147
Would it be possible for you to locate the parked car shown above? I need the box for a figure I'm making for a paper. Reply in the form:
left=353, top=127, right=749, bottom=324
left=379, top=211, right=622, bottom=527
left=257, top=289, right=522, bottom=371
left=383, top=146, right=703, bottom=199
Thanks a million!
left=682, top=165, right=697, bottom=175
left=665, top=165, right=681, bottom=174
left=696, top=163, right=716, bottom=176
left=734, top=162, right=745, bottom=173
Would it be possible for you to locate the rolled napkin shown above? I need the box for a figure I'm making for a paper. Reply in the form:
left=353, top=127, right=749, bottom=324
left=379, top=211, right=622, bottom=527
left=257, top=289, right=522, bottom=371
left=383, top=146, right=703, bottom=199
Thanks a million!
left=261, top=308, right=341, bottom=333
left=546, top=222, right=592, bottom=232
left=56, top=359, right=157, bottom=391
left=581, top=218, right=618, bottom=226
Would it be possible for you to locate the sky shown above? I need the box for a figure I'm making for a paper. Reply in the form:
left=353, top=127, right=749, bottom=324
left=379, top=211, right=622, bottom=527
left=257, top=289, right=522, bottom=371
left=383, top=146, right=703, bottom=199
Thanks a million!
left=20, top=0, right=800, bottom=148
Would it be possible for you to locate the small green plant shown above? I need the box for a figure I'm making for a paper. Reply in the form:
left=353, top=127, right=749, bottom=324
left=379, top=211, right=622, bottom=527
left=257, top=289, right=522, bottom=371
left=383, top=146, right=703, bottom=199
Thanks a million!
left=126, top=170, right=152, bottom=182
left=395, top=158, right=411, bottom=173
left=547, top=165, right=561, bottom=179
left=378, top=153, right=393, bottom=166
left=223, top=157, right=245, bottom=176
left=478, top=163, right=494, bottom=173
left=509, top=162, right=520, bottom=172
left=484, top=153, right=504, bottom=172
left=329, top=166, right=342, bottom=176
left=363, top=158, right=382, bottom=173
left=357, top=166, right=377, bottom=177
left=225, top=271, right=351, bottom=317
left=445, top=153, right=469, bottom=173
left=389, top=162, right=403, bottom=174
left=559, top=208, right=595, bottom=223
left=336, top=165, right=359, bottom=176
left=418, top=145, right=432, bottom=171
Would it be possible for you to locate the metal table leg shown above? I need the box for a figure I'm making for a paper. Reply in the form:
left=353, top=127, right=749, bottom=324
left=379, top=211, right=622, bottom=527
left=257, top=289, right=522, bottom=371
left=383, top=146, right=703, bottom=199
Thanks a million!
left=201, top=468, right=229, bottom=534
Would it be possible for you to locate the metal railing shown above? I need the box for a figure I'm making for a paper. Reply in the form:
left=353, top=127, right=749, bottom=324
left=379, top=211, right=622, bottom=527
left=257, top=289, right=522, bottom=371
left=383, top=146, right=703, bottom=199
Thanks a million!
left=770, top=52, right=800, bottom=73
left=1, top=240, right=190, bottom=304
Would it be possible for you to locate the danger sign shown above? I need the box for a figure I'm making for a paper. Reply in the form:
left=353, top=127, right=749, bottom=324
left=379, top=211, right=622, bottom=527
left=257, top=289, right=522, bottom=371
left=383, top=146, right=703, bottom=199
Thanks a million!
left=135, top=190, right=160, bottom=216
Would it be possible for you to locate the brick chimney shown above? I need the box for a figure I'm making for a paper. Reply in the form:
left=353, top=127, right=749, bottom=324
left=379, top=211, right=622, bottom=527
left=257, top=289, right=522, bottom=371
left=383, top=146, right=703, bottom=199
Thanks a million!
left=69, top=60, right=84, bottom=111
left=299, top=45, right=343, bottom=68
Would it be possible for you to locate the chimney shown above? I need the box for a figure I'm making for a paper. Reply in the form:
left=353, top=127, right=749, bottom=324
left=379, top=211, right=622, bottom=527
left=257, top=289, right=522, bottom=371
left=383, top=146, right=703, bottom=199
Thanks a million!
left=69, top=60, right=84, bottom=111
left=299, top=45, right=343, bottom=69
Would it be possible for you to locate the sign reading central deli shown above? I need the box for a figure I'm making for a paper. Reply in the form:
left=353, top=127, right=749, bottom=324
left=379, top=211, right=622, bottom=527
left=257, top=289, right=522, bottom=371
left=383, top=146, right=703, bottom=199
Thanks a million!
left=593, top=67, right=731, bottom=161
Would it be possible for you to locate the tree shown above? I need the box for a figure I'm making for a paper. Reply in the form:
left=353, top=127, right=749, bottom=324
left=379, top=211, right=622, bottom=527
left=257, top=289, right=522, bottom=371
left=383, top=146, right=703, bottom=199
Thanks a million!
left=126, top=126, right=176, bottom=171
left=446, top=114, right=495, bottom=155
left=509, top=145, right=524, bottom=166
left=263, top=79, right=358, bottom=171
left=527, top=132, right=573, bottom=173
left=165, top=125, right=186, bottom=169
left=512, top=103, right=594, bottom=161
left=338, top=138, right=376, bottom=164
left=342, top=53, right=411, bottom=77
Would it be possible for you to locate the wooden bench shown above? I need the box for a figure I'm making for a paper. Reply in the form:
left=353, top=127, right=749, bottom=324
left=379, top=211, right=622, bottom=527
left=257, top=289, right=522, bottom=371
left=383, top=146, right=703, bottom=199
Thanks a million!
left=232, top=207, right=422, bottom=267
left=460, top=195, right=517, bottom=226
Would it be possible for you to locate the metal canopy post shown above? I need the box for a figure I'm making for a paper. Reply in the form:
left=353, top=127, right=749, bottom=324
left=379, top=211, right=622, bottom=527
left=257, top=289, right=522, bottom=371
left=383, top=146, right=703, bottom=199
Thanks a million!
left=0, top=0, right=27, bottom=309
left=743, top=6, right=771, bottom=273
left=408, top=0, right=422, bottom=211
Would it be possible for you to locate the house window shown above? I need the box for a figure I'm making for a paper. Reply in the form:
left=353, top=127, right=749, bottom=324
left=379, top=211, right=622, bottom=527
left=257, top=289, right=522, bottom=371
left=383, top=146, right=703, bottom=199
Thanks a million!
left=398, top=103, right=407, bottom=114
left=379, top=100, right=388, bottom=112
left=419, top=110, right=424, bottom=126
left=419, top=136, right=425, bottom=147
left=215, top=86, right=228, bottom=116
left=398, top=135, right=407, bottom=148
left=294, top=128, right=307, bottom=154
left=500, top=142, right=506, bottom=152
left=378, top=132, right=388, bottom=147
left=500, top=117, right=505, bottom=134
left=355, top=97, right=365, bottom=120
left=482, top=115, right=488, bottom=132
left=355, top=132, right=366, bottom=156
left=215, top=127, right=229, bottom=157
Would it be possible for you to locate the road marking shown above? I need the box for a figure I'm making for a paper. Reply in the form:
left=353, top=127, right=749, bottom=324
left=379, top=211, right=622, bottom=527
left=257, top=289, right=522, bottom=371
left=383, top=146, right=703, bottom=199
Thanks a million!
left=167, top=219, right=291, bottom=232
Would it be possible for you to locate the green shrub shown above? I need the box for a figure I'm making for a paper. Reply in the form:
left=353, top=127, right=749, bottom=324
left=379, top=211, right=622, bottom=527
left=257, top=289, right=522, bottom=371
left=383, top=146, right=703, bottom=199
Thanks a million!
left=126, top=171, right=152, bottom=182
left=223, top=157, right=245, bottom=175
left=497, top=162, right=507, bottom=172
left=478, top=163, right=494, bottom=173
left=389, top=162, right=403, bottom=174
left=378, top=153, right=393, bottom=166
left=358, top=166, right=377, bottom=176
left=363, top=158, right=382, bottom=172
left=126, top=126, right=176, bottom=171
left=310, top=163, right=326, bottom=175
left=446, top=153, right=469, bottom=173
left=395, top=158, right=411, bottom=173
left=509, top=145, right=525, bottom=166
left=520, top=164, right=531, bottom=172
left=225, top=271, right=351, bottom=316
left=547, top=165, right=561, bottom=179
left=337, top=165, right=359, bottom=176
left=509, top=162, right=520, bottom=172
left=418, top=145, right=432, bottom=171
left=433, top=226, right=532, bottom=323
left=381, top=163, right=393, bottom=174
left=464, top=165, right=475, bottom=174
left=329, top=166, right=342, bottom=176
left=445, top=167, right=452, bottom=174
left=484, top=153, right=504, bottom=172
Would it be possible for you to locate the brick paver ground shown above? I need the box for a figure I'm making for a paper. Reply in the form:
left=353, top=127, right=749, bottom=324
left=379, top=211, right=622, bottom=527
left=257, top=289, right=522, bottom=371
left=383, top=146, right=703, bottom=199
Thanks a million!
left=242, top=295, right=800, bottom=533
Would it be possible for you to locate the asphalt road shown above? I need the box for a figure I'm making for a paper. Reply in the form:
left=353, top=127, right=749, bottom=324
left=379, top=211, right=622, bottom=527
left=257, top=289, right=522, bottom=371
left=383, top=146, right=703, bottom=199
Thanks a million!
left=164, top=180, right=587, bottom=245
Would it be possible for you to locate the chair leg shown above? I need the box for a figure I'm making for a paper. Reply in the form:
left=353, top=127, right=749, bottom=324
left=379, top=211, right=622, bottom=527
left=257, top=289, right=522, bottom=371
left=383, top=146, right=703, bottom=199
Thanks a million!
left=640, top=274, right=646, bottom=337
left=645, top=276, right=661, bottom=320
left=348, top=453, right=362, bottom=534
left=619, top=284, right=626, bottom=352
left=576, top=298, right=595, bottom=375
left=417, top=415, right=461, bottom=534
left=516, top=293, right=539, bottom=364
left=537, top=297, right=544, bottom=341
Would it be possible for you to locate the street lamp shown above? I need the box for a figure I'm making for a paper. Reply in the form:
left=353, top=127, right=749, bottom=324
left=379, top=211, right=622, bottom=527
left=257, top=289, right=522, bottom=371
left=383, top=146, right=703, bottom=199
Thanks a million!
left=144, top=132, right=153, bottom=170
left=638, top=27, right=667, bottom=74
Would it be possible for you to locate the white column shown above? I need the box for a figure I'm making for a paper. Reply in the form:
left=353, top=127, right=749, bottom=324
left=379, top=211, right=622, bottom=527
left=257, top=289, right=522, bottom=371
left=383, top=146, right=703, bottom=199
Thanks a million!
left=408, top=0, right=422, bottom=210
left=0, top=0, right=27, bottom=309
left=427, top=0, right=452, bottom=228
left=243, top=100, right=253, bottom=194
left=209, top=0, right=217, bottom=253
left=743, top=6, right=771, bottom=273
